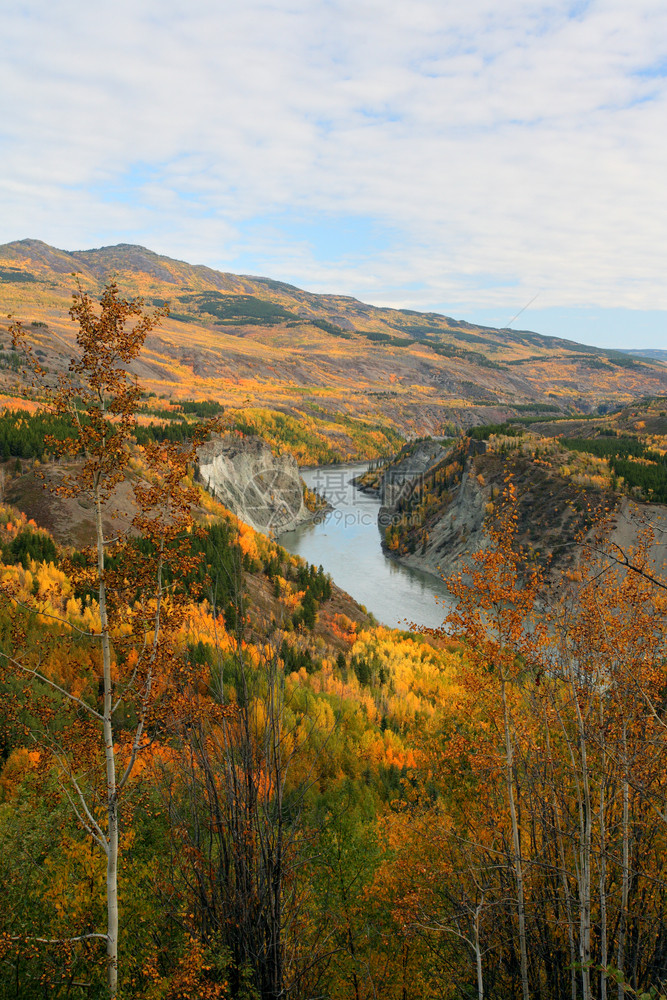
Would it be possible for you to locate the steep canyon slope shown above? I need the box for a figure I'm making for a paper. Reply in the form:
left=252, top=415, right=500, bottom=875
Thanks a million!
left=370, top=406, right=667, bottom=583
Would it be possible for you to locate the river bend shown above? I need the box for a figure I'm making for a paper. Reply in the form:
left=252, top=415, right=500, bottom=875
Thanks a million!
left=278, top=464, right=450, bottom=630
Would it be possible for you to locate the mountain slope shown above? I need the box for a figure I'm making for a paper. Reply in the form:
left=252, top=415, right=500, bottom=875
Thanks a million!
left=2, top=239, right=667, bottom=439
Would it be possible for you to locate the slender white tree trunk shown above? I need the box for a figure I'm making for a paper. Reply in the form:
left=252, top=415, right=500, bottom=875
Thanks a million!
left=97, top=488, right=118, bottom=998
left=501, top=675, right=530, bottom=1000
left=617, top=720, right=630, bottom=1000
left=474, top=901, right=484, bottom=1000
left=571, top=674, right=592, bottom=1000
left=599, top=699, right=608, bottom=1000
left=544, top=705, right=578, bottom=1000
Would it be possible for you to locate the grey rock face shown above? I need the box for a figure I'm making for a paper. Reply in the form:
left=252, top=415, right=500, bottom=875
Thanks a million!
left=378, top=440, right=490, bottom=579
left=197, top=433, right=308, bottom=534
left=380, top=440, right=450, bottom=508
left=395, top=465, right=489, bottom=579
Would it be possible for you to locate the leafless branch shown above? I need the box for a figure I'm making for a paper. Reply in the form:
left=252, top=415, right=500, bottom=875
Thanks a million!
left=10, top=933, right=107, bottom=944
left=46, top=744, right=109, bottom=853
left=584, top=538, right=667, bottom=591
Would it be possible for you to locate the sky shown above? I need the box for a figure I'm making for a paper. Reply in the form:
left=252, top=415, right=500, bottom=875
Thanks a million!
left=1, top=0, right=666, bottom=350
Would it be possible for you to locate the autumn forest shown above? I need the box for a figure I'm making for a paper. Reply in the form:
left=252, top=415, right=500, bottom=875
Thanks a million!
left=1, top=246, right=667, bottom=1000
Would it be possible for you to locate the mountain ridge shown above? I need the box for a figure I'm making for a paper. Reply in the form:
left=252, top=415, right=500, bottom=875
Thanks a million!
left=0, top=238, right=629, bottom=354
left=2, top=239, right=667, bottom=442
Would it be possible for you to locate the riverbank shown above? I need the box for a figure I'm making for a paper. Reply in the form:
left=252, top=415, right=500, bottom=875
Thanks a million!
left=278, top=464, right=450, bottom=631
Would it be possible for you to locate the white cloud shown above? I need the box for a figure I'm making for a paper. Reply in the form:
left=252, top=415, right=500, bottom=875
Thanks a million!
left=1, top=0, right=666, bottom=324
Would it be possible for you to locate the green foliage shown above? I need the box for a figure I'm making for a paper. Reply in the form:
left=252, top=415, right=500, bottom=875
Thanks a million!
left=0, top=351, right=23, bottom=373
left=0, top=407, right=214, bottom=459
left=563, top=436, right=667, bottom=502
left=469, top=422, right=525, bottom=440
left=178, top=398, right=224, bottom=417
left=179, top=291, right=300, bottom=325
left=132, top=421, right=194, bottom=446
left=580, top=356, right=610, bottom=369
left=606, top=351, right=645, bottom=368
left=596, top=966, right=667, bottom=1000
left=0, top=409, right=80, bottom=460
left=609, top=457, right=667, bottom=502
left=140, top=399, right=224, bottom=421
left=230, top=409, right=342, bottom=464
left=351, top=650, right=389, bottom=688
left=0, top=268, right=38, bottom=283
left=187, top=521, right=245, bottom=612
left=295, top=562, right=332, bottom=601
left=513, top=402, right=562, bottom=413
left=426, top=339, right=504, bottom=369
left=0, top=771, right=190, bottom=999
left=280, top=639, right=315, bottom=674
left=0, top=780, right=106, bottom=997
left=140, top=406, right=186, bottom=421
left=1, top=528, right=57, bottom=568
left=298, top=590, right=318, bottom=630
left=228, top=405, right=402, bottom=464
left=309, top=317, right=352, bottom=338
left=122, top=520, right=244, bottom=621
left=291, top=564, right=332, bottom=630
left=166, top=311, right=194, bottom=322
left=363, top=330, right=415, bottom=347
left=563, top=435, right=649, bottom=459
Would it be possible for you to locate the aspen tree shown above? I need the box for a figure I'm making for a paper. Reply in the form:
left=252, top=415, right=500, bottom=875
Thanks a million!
left=444, top=483, right=546, bottom=1000
left=423, top=481, right=667, bottom=999
left=4, top=281, right=203, bottom=997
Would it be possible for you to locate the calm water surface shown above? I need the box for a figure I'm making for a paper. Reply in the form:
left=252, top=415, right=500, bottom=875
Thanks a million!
left=278, top=464, right=450, bottom=630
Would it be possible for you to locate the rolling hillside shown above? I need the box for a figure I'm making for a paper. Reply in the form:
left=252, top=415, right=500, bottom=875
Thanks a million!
left=2, top=239, right=667, bottom=444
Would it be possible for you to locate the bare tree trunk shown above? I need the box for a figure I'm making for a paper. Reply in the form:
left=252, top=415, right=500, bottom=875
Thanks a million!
left=617, top=720, right=630, bottom=1000
left=97, top=488, right=118, bottom=998
left=599, top=701, right=608, bottom=1000
left=571, top=672, right=592, bottom=1000
left=181, top=638, right=294, bottom=998
left=544, top=701, right=577, bottom=1000
left=337, top=854, right=362, bottom=1000
left=266, top=653, right=284, bottom=998
left=474, top=900, right=484, bottom=1000
left=501, top=675, right=530, bottom=1000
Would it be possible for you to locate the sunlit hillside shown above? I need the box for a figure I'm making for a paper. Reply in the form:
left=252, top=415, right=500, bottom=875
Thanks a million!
left=3, top=240, right=667, bottom=448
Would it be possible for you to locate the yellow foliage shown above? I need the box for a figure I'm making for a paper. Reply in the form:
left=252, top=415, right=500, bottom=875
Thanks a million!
left=237, top=522, right=260, bottom=561
left=0, top=748, right=40, bottom=801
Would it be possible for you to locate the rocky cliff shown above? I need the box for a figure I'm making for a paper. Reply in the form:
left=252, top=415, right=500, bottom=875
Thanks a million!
left=197, top=433, right=309, bottom=534
left=375, top=441, right=667, bottom=583
left=378, top=439, right=452, bottom=508
left=384, top=459, right=491, bottom=579
left=373, top=439, right=491, bottom=579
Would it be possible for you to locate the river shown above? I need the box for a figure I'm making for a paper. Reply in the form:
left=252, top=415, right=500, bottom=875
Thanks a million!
left=278, top=464, right=450, bottom=630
